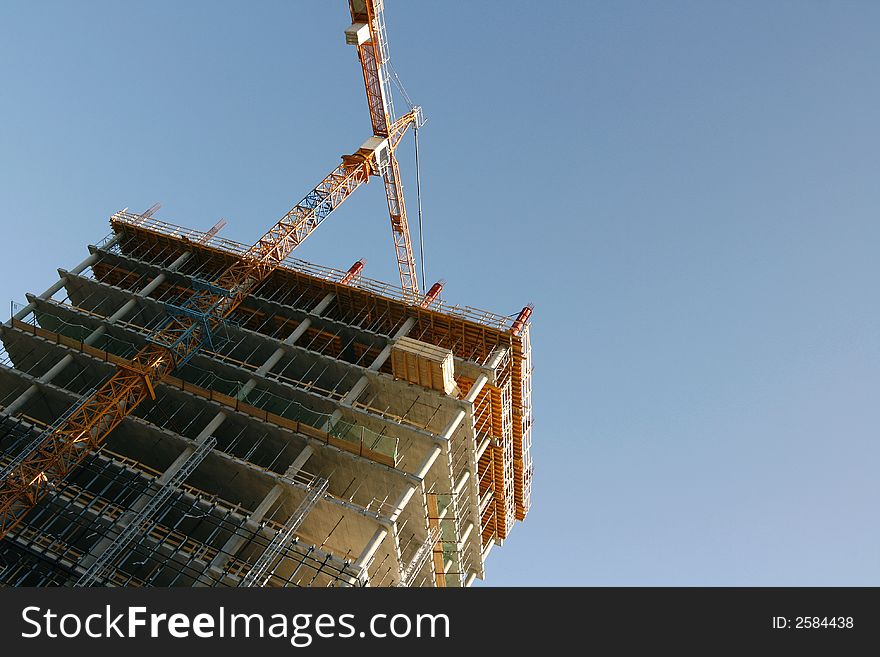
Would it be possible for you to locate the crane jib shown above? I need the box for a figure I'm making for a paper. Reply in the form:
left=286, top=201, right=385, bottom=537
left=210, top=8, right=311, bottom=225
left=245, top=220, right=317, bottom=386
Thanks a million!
left=0, top=0, right=426, bottom=541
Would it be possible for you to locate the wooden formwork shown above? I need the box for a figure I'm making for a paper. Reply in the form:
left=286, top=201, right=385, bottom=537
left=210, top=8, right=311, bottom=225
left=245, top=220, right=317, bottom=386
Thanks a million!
left=106, top=217, right=533, bottom=538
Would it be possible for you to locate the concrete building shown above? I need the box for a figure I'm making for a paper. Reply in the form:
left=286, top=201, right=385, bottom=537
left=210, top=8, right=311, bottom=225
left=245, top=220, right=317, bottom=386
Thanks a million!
left=0, top=210, right=533, bottom=587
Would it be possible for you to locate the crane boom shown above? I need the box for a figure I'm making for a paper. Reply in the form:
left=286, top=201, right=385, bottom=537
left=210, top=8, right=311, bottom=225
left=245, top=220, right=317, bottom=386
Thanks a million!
left=0, top=111, right=419, bottom=540
left=347, top=0, right=421, bottom=302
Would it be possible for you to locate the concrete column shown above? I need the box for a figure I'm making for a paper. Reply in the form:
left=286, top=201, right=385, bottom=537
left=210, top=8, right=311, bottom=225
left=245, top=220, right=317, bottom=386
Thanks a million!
left=368, top=316, right=417, bottom=373
left=414, top=446, right=443, bottom=481
left=310, top=293, right=336, bottom=317
left=236, top=293, right=337, bottom=404
left=389, top=485, right=419, bottom=525
left=189, top=293, right=344, bottom=584
left=22, top=265, right=354, bottom=583
left=236, top=379, right=258, bottom=400
left=198, top=485, right=284, bottom=584
left=322, top=316, right=417, bottom=432
left=369, top=382, right=474, bottom=584
left=284, top=445, right=315, bottom=477
left=159, top=411, right=226, bottom=481
left=38, top=355, right=75, bottom=385
left=135, top=273, right=164, bottom=298
left=189, top=293, right=387, bottom=586
left=445, top=374, right=489, bottom=577
left=194, top=442, right=317, bottom=586
left=475, top=435, right=491, bottom=461
left=464, top=374, right=489, bottom=404
left=279, top=292, right=335, bottom=348
left=69, top=408, right=224, bottom=581
left=246, top=292, right=338, bottom=384
left=352, top=527, right=388, bottom=573
left=454, top=470, right=470, bottom=497
left=191, top=296, right=339, bottom=585
left=339, top=377, right=369, bottom=407
left=7, top=236, right=121, bottom=325
left=1, top=251, right=191, bottom=418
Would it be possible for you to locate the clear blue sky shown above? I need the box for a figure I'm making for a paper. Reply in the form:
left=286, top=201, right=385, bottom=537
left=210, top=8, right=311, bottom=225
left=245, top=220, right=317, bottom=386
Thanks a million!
left=1, top=1, right=878, bottom=586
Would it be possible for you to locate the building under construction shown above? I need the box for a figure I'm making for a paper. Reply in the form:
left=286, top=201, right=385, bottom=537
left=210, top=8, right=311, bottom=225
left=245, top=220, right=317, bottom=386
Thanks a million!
left=0, top=0, right=533, bottom=587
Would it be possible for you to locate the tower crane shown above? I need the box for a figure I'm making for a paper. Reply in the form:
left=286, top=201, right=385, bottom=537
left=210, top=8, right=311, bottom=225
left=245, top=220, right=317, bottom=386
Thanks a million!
left=0, top=2, right=424, bottom=540
left=346, top=0, right=424, bottom=302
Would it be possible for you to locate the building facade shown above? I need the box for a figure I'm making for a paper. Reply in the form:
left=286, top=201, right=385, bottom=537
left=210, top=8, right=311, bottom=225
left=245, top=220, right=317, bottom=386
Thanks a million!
left=0, top=211, right=532, bottom=587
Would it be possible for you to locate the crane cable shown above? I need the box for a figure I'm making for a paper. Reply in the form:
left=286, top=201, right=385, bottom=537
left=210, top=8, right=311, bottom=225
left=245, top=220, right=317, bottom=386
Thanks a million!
left=389, top=62, right=415, bottom=110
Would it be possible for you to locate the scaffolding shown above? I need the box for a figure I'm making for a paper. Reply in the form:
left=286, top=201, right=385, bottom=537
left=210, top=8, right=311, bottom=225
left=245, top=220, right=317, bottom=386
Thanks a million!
left=75, top=437, right=217, bottom=587
left=239, top=475, right=328, bottom=587
left=0, top=215, right=533, bottom=587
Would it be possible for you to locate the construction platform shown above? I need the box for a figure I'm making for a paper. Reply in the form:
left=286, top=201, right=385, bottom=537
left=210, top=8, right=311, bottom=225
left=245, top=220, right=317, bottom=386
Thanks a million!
left=0, top=211, right=533, bottom=587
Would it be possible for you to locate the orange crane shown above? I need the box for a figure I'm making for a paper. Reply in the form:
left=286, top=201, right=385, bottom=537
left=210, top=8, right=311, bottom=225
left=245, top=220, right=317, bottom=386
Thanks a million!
left=0, top=1, right=423, bottom=540
left=347, top=0, right=424, bottom=301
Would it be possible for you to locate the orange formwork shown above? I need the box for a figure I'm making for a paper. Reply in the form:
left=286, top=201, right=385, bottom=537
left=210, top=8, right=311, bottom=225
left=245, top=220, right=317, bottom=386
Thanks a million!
left=106, top=213, right=534, bottom=547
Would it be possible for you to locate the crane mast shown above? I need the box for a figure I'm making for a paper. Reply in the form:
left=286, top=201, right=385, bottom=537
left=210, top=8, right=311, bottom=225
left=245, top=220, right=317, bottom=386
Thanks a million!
left=0, top=105, right=420, bottom=540
left=347, top=0, right=422, bottom=302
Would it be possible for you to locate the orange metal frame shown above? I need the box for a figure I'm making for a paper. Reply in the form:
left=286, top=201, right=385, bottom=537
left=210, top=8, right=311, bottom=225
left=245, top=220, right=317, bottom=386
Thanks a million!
left=0, top=111, right=419, bottom=540
left=0, top=1, right=534, bottom=556
left=349, top=0, right=421, bottom=301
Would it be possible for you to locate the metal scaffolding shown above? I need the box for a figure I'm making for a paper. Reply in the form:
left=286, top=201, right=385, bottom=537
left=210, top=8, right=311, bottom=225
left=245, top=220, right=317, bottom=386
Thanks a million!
left=0, top=215, right=533, bottom=587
